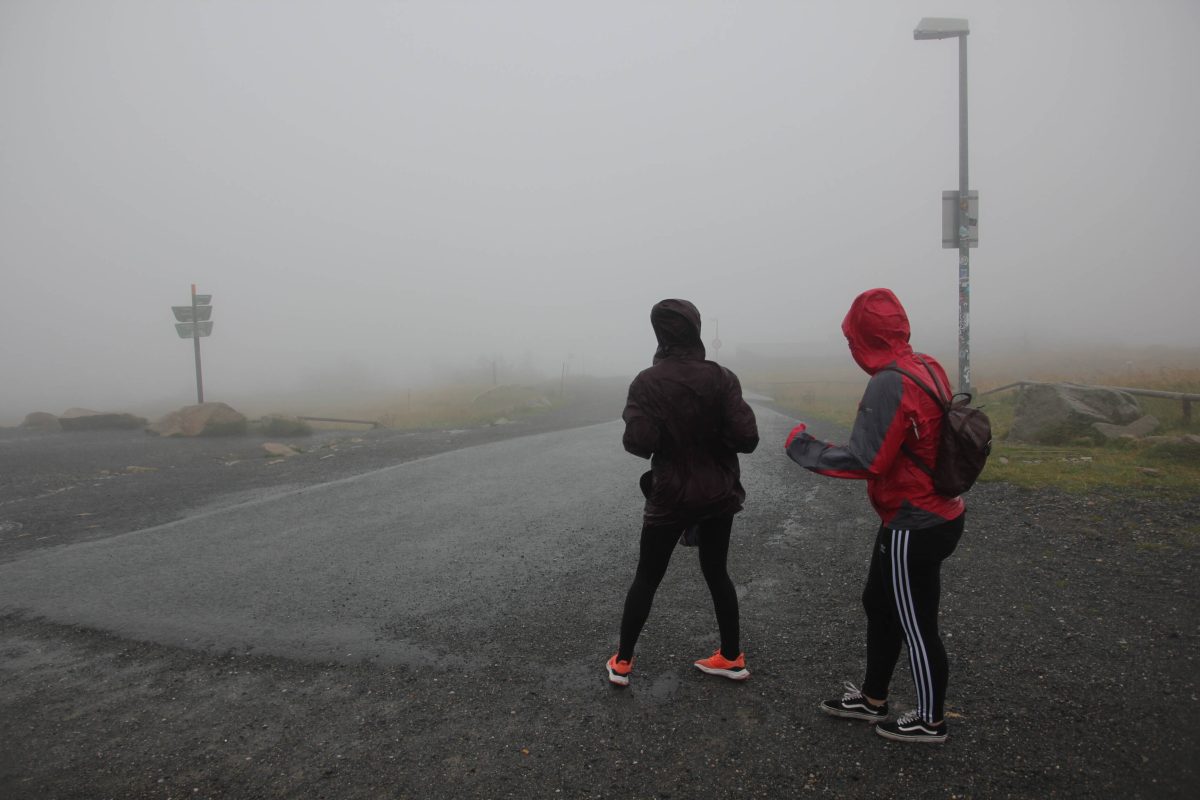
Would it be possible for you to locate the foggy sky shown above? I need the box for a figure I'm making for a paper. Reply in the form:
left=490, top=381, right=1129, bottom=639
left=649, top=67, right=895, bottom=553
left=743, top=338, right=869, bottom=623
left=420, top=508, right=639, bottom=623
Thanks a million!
left=2, top=0, right=1198, bottom=421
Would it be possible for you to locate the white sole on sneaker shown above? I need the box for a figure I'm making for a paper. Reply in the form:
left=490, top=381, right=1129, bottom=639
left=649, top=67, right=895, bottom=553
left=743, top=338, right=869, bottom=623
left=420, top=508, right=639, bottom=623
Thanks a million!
left=875, top=726, right=947, bottom=743
left=606, top=666, right=630, bottom=687
left=693, top=663, right=750, bottom=681
left=819, top=703, right=888, bottom=723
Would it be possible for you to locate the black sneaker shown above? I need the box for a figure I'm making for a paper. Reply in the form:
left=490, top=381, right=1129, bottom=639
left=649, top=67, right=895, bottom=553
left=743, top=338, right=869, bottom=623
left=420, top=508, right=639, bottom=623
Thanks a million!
left=876, top=710, right=947, bottom=743
left=819, top=682, right=889, bottom=723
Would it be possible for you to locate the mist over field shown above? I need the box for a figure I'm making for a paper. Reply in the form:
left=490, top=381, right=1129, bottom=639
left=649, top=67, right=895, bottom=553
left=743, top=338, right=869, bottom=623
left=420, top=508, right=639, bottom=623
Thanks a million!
left=2, top=0, right=1198, bottom=425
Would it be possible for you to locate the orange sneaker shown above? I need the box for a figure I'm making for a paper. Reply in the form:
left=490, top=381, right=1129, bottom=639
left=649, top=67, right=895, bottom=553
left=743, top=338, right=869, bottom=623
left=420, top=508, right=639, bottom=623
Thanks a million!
left=606, top=654, right=633, bottom=687
left=693, top=650, right=749, bottom=681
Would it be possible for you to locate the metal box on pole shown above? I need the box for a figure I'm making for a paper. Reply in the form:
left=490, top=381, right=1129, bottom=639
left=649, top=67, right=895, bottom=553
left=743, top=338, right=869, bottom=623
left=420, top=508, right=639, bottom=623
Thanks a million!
left=942, top=191, right=979, bottom=248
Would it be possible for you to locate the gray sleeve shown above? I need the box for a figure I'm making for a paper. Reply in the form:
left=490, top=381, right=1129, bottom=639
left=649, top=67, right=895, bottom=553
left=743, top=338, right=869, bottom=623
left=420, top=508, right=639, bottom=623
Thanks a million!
left=785, top=370, right=904, bottom=477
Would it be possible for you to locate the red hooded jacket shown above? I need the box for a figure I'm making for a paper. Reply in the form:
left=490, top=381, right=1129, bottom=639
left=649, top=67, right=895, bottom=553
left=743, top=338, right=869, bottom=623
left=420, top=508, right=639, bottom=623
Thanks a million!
left=785, top=288, right=965, bottom=529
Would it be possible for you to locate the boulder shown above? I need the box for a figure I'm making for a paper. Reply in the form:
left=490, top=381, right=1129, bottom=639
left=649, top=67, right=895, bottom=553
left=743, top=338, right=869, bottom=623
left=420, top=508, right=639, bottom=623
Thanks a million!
left=59, top=408, right=148, bottom=431
left=1093, top=415, right=1160, bottom=440
left=1008, top=383, right=1142, bottom=444
left=147, top=402, right=248, bottom=437
left=21, top=412, right=61, bottom=432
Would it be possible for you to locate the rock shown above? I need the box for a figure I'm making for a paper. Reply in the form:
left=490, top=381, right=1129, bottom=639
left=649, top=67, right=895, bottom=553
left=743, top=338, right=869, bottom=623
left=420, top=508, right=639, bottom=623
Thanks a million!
left=58, top=408, right=149, bottom=431
left=1184, top=434, right=1200, bottom=447
left=146, top=403, right=248, bottom=437
left=1007, top=383, right=1142, bottom=444
left=21, top=412, right=61, bottom=432
left=262, top=442, right=300, bottom=458
left=61, top=407, right=101, bottom=418
left=1093, top=415, right=1160, bottom=440
left=1136, top=467, right=1162, bottom=477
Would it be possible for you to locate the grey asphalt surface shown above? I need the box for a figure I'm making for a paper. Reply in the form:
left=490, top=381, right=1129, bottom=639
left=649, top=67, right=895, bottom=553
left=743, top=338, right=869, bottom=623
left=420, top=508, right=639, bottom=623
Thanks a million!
left=1, top=401, right=1196, bottom=799
left=0, top=421, right=644, bottom=666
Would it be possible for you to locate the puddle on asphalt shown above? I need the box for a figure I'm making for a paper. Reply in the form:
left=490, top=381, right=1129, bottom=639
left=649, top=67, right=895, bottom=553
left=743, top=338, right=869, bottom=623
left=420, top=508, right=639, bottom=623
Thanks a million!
left=642, top=671, right=681, bottom=702
left=593, top=670, right=689, bottom=707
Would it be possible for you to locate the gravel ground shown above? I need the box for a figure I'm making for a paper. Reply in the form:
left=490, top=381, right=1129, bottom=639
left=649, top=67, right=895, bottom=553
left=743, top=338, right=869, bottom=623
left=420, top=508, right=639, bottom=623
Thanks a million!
left=0, top=386, right=1197, bottom=799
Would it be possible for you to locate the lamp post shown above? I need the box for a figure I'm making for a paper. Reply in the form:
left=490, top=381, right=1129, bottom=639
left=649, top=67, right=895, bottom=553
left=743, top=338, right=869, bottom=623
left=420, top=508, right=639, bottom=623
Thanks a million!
left=914, top=17, right=974, bottom=396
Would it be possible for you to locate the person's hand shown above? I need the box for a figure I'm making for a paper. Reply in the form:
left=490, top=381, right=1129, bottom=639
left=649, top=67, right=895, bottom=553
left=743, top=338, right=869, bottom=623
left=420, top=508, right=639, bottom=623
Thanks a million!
left=785, top=423, right=807, bottom=448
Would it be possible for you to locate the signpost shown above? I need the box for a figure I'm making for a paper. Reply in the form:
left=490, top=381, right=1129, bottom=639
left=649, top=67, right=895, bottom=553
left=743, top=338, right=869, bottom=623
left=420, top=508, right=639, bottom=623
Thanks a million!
left=172, top=285, right=213, bottom=404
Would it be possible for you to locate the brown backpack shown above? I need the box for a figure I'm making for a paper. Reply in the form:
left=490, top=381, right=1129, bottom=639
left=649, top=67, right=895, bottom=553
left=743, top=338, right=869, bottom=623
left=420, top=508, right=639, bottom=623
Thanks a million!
left=882, top=358, right=993, bottom=497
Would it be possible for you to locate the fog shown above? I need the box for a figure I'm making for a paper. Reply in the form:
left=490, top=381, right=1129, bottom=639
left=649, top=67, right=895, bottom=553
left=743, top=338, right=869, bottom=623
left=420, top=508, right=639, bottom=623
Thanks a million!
left=2, top=0, right=1198, bottom=423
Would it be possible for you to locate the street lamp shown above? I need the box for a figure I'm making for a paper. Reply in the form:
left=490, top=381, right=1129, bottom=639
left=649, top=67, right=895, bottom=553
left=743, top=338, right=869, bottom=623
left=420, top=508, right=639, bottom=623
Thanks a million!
left=914, top=16, right=975, bottom=396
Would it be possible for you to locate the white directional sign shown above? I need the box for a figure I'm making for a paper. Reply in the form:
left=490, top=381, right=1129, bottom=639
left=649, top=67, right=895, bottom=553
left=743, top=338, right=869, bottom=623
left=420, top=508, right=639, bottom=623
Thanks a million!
left=175, top=321, right=213, bottom=339
left=172, top=305, right=213, bottom=323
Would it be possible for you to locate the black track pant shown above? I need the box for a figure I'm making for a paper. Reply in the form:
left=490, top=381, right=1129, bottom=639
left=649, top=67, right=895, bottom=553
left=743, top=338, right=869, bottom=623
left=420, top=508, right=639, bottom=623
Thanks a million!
left=617, top=513, right=740, bottom=662
left=861, top=514, right=964, bottom=724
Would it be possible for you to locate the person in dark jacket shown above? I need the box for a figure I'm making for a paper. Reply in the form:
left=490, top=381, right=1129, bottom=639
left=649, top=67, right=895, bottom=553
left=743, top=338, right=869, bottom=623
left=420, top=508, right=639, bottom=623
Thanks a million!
left=785, top=288, right=965, bottom=743
left=606, top=299, right=759, bottom=687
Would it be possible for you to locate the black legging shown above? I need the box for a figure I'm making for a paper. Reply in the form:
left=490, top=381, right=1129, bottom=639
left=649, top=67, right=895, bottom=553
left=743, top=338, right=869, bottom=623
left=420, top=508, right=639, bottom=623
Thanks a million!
left=617, top=513, right=740, bottom=662
left=861, top=514, right=964, bottom=723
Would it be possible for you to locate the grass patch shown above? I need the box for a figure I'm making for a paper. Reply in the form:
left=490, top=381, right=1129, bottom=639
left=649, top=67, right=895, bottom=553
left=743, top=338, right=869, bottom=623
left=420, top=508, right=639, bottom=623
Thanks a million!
left=982, top=441, right=1200, bottom=498
left=1180, top=526, right=1200, bottom=549
left=370, top=384, right=564, bottom=430
left=255, top=416, right=314, bottom=437
left=751, top=363, right=1200, bottom=499
left=230, top=383, right=566, bottom=432
left=747, top=371, right=865, bottom=430
left=197, top=419, right=248, bottom=437
left=978, top=375, right=1200, bottom=498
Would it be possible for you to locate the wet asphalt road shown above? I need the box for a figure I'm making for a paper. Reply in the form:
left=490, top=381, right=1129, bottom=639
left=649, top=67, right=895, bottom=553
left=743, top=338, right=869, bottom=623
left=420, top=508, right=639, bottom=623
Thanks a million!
left=0, top=408, right=842, bottom=669
left=0, top=419, right=649, bottom=666
left=1, top=404, right=1195, bottom=798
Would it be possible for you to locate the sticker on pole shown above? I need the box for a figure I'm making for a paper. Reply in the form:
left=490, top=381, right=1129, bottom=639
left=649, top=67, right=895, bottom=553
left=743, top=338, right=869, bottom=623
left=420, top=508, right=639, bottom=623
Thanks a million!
left=942, top=191, right=978, bottom=248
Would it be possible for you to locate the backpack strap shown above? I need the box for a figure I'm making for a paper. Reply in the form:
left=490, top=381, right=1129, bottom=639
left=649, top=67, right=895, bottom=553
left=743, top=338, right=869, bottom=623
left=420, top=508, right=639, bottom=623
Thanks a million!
left=879, top=357, right=950, bottom=477
left=884, top=357, right=950, bottom=408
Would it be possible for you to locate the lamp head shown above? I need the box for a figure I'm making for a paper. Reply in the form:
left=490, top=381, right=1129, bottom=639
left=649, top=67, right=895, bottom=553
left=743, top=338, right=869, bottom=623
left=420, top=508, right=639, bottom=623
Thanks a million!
left=914, top=17, right=969, bottom=40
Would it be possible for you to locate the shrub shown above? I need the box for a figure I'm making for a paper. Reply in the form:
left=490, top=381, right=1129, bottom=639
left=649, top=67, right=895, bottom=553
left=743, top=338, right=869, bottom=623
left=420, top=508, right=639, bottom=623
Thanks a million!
left=1143, top=440, right=1200, bottom=466
left=198, top=419, right=248, bottom=437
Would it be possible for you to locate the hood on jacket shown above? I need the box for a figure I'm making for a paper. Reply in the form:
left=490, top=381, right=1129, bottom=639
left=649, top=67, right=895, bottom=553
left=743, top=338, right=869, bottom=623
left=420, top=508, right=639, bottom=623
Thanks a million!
left=651, top=299, right=706, bottom=364
left=841, top=288, right=913, bottom=374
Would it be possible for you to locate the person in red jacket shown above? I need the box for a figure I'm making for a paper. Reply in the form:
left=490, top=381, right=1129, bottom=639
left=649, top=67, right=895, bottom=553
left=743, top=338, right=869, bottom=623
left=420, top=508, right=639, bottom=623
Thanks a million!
left=785, top=288, right=965, bottom=743
left=606, top=299, right=759, bottom=687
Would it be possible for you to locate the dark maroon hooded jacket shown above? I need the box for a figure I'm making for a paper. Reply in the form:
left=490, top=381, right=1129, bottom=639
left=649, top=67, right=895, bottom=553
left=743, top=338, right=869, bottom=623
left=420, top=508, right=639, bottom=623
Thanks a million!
left=785, top=288, right=965, bottom=529
left=622, top=299, right=759, bottom=526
